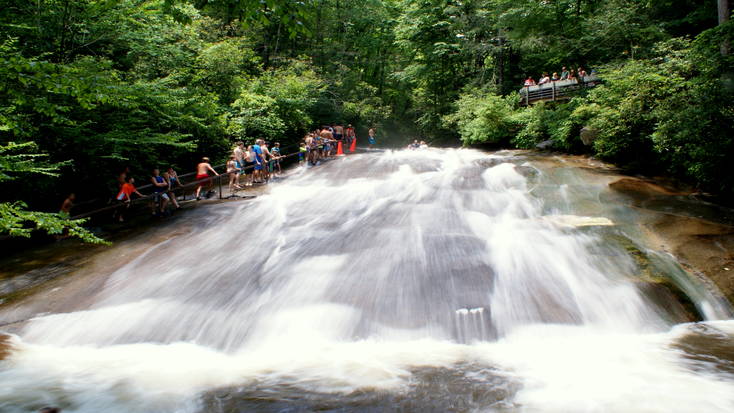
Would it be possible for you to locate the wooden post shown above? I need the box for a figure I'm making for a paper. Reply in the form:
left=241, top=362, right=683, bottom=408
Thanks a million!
left=525, top=86, right=529, bottom=105
left=552, top=81, right=556, bottom=101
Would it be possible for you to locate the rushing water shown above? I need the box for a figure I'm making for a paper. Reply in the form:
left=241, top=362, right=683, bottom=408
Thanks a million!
left=1, top=149, right=734, bottom=412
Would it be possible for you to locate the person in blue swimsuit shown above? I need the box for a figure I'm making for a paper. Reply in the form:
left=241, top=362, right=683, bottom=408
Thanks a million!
left=252, top=139, right=264, bottom=183
left=150, top=168, right=170, bottom=215
left=368, top=128, right=377, bottom=148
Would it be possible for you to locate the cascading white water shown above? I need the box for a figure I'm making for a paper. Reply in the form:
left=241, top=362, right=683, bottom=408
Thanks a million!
left=1, top=149, right=733, bottom=412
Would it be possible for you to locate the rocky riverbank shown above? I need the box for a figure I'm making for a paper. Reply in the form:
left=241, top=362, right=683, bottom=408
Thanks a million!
left=608, top=177, right=734, bottom=305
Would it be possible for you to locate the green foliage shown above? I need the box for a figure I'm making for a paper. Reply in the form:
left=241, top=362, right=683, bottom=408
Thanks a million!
left=0, top=142, right=104, bottom=243
left=0, top=202, right=107, bottom=244
left=445, top=93, right=518, bottom=145
left=0, top=142, right=68, bottom=182
left=227, top=61, right=325, bottom=142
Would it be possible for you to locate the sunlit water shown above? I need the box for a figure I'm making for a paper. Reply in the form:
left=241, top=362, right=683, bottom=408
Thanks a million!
left=2, top=149, right=734, bottom=412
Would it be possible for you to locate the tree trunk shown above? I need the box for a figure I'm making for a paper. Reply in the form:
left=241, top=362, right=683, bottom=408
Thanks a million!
left=719, top=0, right=730, bottom=55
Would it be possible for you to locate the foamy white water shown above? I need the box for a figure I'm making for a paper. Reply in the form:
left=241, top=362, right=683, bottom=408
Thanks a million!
left=1, top=149, right=733, bottom=412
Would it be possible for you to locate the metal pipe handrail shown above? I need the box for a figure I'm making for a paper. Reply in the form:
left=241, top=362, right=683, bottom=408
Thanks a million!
left=68, top=140, right=339, bottom=221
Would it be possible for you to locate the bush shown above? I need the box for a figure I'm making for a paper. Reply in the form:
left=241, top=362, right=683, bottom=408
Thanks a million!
left=445, top=93, right=519, bottom=145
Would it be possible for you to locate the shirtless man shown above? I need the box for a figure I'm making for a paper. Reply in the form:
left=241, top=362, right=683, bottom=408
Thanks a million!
left=59, top=193, right=75, bottom=217
left=368, top=128, right=377, bottom=149
left=260, top=140, right=273, bottom=182
left=320, top=127, right=334, bottom=157
left=233, top=141, right=245, bottom=186
left=334, top=124, right=344, bottom=142
left=195, top=157, right=219, bottom=200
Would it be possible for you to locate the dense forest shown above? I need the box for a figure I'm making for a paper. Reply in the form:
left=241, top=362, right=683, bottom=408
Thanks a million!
left=0, top=0, right=732, bottom=241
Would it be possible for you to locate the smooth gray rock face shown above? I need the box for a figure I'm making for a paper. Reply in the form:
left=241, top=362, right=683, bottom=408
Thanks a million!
left=536, top=139, right=554, bottom=149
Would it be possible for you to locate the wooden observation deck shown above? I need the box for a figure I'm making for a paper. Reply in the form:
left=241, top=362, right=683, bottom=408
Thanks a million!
left=519, top=75, right=601, bottom=105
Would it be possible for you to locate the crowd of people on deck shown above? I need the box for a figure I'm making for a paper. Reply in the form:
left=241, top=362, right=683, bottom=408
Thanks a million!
left=523, top=66, right=594, bottom=86
left=97, top=124, right=378, bottom=222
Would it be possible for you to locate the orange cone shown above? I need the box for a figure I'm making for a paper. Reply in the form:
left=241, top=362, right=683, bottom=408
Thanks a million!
left=349, top=138, right=357, bottom=153
left=336, top=141, right=345, bottom=156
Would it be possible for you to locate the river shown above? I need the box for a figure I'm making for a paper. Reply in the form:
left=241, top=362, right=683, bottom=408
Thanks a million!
left=1, top=149, right=734, bottom=412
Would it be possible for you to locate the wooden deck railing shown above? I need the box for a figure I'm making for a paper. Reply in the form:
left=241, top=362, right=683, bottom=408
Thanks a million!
left=519, top=75, right=601, bottom=105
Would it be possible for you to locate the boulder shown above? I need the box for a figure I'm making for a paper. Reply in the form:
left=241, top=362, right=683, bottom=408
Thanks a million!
left=609, top=177, right=687, bottom=200
left=535, top=139, right=554, bottom=150
left=579, top=126, right=598, bottom=146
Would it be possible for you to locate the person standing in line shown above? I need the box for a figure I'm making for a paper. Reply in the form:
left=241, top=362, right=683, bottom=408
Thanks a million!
left=117, top=167, right=130, bottom=189
left=320, top=127, right=333, bottom=158
left=233, top=141, right=245, bottom=187
left=195, top=157, right=218, bottom=200
left=243, top=145, right=255, bottom=186
left=114, top=176, right=144, bottom=222
left=299, top=141, right=307, bottom=166
left=271, top=142, right=282, bottom=174
left=59, top=193, right=75, bottom=217
left=334, top=124, right=344, bottom=147
left=150, top=168, right=170, bottom=215
left=260, top=140, right=273, bottom=182
left=162, top=171, right=181, bottom=209
left=226, top=155, right=242, bottom=193
left=345, top=124, right=356, bottom=152
left=305, top=133, right=317, bottom=165
left=368, top=128, right=377, bottom=148
left=252, top=140, right=264, bottom=183
left=167, top=166, right=184, bottom=200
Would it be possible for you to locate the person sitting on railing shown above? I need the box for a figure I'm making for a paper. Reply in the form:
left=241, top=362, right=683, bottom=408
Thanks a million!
left=523, top=76, right=536, bottom=86
left=538, top=73, right=551, bottom=85
left=150, top=168, right=170, bottom=216
left=195, top=157, right=218, bottom=200
left=567, top=69, right=577, bottom=81
left=560, top=66, right=569, bottom=80
left=552, top=72, right=560, bottom=81
left=162, top=171, right=181, bottom=209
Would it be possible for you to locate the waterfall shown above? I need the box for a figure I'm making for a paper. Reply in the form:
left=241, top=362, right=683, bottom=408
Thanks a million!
left=1, top=149, right=732, bottom=413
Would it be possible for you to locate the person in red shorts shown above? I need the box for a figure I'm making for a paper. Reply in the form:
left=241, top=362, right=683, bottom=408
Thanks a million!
left=195, top=157, right=219, bottom=200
